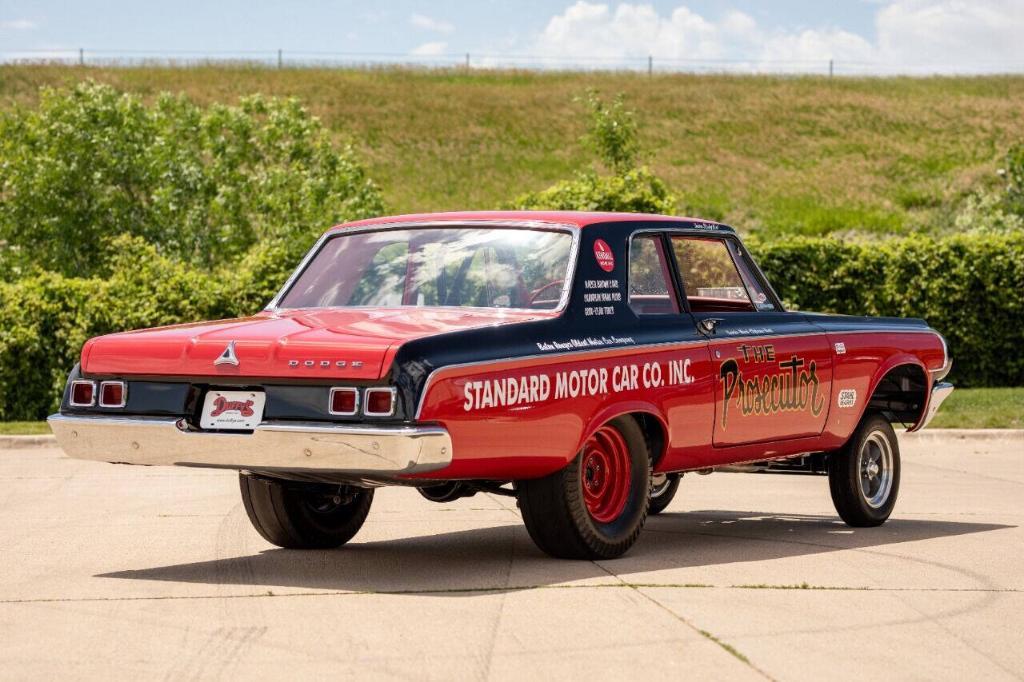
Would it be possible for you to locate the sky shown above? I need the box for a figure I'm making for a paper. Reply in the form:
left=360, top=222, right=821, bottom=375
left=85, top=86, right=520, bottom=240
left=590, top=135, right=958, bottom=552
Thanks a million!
left=2, top=0, right=1024, bottom=74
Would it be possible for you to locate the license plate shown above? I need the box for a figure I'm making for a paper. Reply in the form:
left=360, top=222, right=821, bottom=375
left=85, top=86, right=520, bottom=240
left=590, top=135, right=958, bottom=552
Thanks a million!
left=200, top=390, right=266, bottom=430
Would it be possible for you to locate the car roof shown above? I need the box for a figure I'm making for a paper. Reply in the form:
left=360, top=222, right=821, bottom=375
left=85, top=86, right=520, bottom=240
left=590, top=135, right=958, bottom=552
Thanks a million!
left=329, top=211, right=731, bottom=233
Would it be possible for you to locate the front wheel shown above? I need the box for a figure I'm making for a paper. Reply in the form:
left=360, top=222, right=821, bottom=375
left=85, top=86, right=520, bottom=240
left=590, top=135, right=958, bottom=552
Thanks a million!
left=648, top=473, right=681, bottom=515
left=828, top=414, right=901, bottom=527
left=518, top=416, right=651, bottom=559
left=239, top=473, right=374, bottom=549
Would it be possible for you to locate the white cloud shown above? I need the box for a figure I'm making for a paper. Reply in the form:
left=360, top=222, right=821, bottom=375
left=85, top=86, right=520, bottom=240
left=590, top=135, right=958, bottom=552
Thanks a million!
left=875, top=0, right=1024, bottom=71
left=411, top=41, right=449, bottom=57
left=0, top=19, right=37, bottom=31
left=410, top=13, right=454, bottom=34
left=521, top=1, right=1024, bottom=74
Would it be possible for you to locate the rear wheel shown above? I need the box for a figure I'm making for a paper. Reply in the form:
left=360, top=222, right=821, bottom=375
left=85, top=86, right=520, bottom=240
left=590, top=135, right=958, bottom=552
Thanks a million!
left=828, top=414, right=901, bottom=527
left=648, top=473, right=681, bottom=515
left=239, top=473, right=373, bottom=549
left=518, top=416, right=651, bottom=559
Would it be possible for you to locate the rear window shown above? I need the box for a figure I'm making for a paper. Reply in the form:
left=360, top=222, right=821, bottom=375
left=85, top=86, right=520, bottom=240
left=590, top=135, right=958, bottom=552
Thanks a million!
left=278, top=227, right=575, bottom=310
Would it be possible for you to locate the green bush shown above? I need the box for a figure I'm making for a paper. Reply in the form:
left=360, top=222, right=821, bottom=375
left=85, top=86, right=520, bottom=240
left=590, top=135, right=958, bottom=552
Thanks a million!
left=751, top=232, right=1024, bottom=388
left=508, top=167, right=676, bottom=213
left=0, top=237, right=236, bottom=420
left=0, top=81, right=383, bottom=276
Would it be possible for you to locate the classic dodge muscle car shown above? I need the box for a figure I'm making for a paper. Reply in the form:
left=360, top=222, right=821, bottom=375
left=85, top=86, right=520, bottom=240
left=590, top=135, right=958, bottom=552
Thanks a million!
left=49, top=211, right=953, bottom=559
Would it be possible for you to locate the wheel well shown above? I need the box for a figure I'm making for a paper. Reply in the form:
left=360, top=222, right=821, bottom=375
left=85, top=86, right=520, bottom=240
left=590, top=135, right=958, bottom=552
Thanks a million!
left=868, top=364, right=928, bottom=427
left=629, top=412, right=667, bottom=467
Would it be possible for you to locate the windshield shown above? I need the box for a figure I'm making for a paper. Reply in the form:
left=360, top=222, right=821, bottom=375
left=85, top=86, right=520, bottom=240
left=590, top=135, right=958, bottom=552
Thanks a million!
left=277, top=227, right=575, bottom=310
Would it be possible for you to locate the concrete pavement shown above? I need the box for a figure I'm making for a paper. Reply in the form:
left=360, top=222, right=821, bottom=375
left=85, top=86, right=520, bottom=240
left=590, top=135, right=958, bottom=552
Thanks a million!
left=0, top=432, right=1021, bottom=680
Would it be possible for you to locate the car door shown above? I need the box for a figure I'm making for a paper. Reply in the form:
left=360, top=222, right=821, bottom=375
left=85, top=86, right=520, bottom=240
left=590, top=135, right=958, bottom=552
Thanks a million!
left=667, top=234, right=833, bottom=447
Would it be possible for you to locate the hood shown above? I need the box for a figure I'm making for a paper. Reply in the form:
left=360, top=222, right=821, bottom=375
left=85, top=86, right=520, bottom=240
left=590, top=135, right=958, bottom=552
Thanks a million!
left=81, top=307, right=554, bottom=380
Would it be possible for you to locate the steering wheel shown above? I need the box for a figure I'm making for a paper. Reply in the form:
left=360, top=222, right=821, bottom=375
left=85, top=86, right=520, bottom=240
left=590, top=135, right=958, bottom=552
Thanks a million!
left=528, top=280, right=564, bottom=306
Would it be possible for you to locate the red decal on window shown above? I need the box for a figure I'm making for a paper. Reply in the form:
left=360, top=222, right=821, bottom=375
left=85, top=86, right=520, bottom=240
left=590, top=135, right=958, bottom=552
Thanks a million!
left=593, top=239, right=615, bottom=272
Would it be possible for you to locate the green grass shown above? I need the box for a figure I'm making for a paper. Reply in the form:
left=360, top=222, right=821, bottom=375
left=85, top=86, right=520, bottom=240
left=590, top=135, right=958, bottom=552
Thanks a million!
left=0, top=389, right=1017, bottom=434
left=928, top=387, right=1024, bottom=429
left=0, top=421, right=51, bottom=435
left=2, top=65, right=1024, bottom=237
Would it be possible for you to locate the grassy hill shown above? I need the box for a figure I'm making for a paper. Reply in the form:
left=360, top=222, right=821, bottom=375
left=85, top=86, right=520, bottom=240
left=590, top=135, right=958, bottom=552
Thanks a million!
left=2, top=65, right=1023, bottom=237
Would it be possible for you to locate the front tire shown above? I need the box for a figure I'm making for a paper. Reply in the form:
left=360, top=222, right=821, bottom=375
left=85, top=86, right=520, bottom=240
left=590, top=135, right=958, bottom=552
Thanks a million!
left=239, top=473, right=374, bottom=549
left=518, top=416, right=651, bottom=559
left=828, top=414, right=901, bottom=527
left=648, top=473, right=681, bottom=515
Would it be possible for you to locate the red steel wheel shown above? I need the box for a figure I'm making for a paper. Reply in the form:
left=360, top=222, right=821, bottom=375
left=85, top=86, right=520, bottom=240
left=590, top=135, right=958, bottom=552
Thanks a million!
left=518, top=416, right=652, bottom=560
left=581, top=425, right=632, bottom=523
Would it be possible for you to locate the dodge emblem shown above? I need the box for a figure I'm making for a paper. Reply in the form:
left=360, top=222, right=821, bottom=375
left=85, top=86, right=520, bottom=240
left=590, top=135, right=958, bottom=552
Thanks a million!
left=214, top=341, right=240, bottom=367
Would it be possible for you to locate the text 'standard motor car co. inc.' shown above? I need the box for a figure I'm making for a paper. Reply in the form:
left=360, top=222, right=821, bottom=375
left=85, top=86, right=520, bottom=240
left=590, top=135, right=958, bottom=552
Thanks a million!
left=49, top=211, right=953, bottom=559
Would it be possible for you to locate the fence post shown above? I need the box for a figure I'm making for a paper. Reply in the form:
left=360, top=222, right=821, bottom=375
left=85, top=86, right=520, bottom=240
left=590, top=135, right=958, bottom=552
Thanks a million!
left=79, top=48, right=84, bottom=67
left=829, top=59, right=833, bottom=78
left=648, top=55, right=653, bottom=76
left=465, top=52, right=470, bottom=69
left=278, top=49, right=283, bottom=69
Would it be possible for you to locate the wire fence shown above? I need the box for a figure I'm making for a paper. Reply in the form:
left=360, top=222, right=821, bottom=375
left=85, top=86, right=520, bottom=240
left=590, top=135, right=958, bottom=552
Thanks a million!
left=1, top=48, right=1021, bottom=76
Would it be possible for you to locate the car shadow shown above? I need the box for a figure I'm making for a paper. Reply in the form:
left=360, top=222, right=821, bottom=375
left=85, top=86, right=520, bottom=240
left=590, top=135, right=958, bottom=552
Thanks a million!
left=97, top=511, right=1014, bottom=595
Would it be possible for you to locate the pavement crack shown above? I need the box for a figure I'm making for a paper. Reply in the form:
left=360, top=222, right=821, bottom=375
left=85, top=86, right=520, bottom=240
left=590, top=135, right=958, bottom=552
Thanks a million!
left=4, top=583, right=1023, bottom=606
left=587, top=561, right=774, bottom=680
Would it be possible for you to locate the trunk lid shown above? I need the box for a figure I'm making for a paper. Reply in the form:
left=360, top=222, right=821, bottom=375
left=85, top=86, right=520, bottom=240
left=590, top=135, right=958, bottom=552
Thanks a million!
left=82, top=308, right=553, bottom=380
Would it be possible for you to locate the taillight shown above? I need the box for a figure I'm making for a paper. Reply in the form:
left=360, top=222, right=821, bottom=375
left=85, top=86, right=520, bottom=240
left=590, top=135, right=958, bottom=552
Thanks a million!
left=69, top=380, right=96, bottom=407
left=364, top=388, right=396, bottom=417
left=329, top=387, right=359, bottom=416
left=99, top=381, right=127, bottom=408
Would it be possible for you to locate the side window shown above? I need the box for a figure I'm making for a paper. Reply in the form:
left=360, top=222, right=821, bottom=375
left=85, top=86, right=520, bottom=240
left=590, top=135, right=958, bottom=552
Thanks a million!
left=671, top=237, right=758, bottom=313
left=628, top=234, right=679, bottom=315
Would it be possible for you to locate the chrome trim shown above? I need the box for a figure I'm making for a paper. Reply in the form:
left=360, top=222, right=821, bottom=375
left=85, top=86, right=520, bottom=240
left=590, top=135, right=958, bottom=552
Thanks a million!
left=69, top=380, right=96, bottom=408
left=328, top=387, right=359, bottom=416
left=363, top=387, right=397, bottom=417
left=98, top=381, right=127, bottom=408
left=930, top=334, right=952, bottom=381
left=264, top=219, right=582, bottom=314
left=48, top=414, right=453, bottom=476
left=916, top=382, right=954, bottom=430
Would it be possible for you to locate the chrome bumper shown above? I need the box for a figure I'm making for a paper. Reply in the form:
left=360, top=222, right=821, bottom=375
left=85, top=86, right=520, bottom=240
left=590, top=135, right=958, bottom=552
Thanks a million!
left=916, top=381, right=954, bottom=430
left=47, top=414, right=452, bottom=476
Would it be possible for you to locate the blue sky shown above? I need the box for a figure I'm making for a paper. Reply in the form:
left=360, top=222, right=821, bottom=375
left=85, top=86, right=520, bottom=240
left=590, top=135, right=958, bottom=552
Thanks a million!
left=2, top=1, right=1022, bottom=74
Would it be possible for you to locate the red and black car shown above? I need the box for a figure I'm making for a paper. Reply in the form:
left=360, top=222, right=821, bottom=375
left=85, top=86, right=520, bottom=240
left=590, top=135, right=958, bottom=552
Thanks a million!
left=50, top=211, right=953, bottom=559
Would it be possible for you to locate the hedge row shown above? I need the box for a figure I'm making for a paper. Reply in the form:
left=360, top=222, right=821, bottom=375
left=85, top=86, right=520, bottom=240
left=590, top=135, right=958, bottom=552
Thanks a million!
left=1, top=232, right=1019, bottom=420
left=750, top=232, right=1024, bottom=389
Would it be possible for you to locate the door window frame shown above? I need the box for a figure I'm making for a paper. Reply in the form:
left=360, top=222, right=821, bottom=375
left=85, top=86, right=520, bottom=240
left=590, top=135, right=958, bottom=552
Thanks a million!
left=625, top=231, right=686, bottom=317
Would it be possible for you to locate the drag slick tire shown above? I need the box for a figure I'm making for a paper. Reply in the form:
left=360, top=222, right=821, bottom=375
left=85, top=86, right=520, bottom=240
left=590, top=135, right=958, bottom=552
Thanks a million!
left=648, top=473, right=681, bottom=515
left=828, top=414, right=901, bottom=527
left=518, top=416, right=651, bottom=560
left=239, top=473, right=374, bottom=549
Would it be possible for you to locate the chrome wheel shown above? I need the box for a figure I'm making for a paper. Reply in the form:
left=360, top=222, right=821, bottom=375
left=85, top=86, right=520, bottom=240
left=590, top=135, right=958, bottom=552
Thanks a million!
left=650, top=474, right=670, bottom=498
left=858, top=430, right=894, bottom=509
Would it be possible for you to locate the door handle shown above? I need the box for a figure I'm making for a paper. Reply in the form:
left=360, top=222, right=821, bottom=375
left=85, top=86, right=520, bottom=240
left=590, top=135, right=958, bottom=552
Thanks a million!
left=699, top=318, right=724, bottom=335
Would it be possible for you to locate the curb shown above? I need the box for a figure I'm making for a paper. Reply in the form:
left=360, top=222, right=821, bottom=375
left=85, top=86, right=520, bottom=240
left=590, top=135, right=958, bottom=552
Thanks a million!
left=900, top=428, right=1024, bottom=441
left=0, top=429, right=1021, bottom=450
left=0, top=434, right=56, bottom=449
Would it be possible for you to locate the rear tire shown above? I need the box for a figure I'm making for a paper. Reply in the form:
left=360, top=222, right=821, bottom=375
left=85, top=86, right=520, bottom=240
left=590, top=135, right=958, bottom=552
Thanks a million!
left=239, top=473, right=373, bottom=549
left=518, top=416, right=651, bottom=560
left=648, top=473, right=681, bottom=515
left=828, top=414, right=900, bottom=527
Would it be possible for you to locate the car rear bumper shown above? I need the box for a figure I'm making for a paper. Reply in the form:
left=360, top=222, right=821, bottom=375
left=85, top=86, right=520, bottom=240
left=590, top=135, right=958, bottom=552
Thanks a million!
left=47, top=414, right=452, bottom=476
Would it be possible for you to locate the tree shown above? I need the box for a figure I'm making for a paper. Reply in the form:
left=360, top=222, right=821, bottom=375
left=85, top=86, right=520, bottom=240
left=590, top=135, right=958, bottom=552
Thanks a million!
left=507, top=91, right=676, bottom=214
left=0, top=81, right=383, bottom=276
